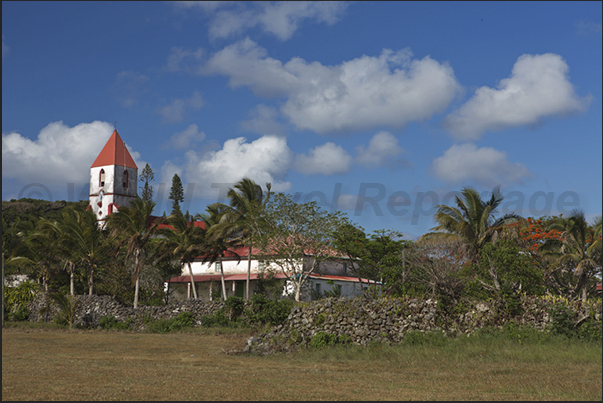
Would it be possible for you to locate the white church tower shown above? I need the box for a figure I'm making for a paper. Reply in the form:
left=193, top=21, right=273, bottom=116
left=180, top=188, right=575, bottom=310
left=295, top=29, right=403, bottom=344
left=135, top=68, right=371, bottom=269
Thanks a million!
left=89, top=129, right=138, bottom=226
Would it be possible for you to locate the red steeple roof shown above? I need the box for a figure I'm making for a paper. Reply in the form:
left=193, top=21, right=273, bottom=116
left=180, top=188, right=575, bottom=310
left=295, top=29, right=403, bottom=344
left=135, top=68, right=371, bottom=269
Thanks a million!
left=91, top=130, right=138, bottom=169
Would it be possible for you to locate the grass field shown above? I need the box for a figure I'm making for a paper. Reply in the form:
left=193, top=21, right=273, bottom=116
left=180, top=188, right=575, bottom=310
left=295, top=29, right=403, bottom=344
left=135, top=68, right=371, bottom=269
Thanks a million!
left=2, top=322, right=601, bottom=401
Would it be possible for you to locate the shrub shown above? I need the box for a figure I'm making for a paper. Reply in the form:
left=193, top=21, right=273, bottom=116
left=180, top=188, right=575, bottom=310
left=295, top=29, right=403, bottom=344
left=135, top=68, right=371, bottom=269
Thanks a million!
left=549, top=303, right=578, bottom=338
left=4, top=281, right=38, bottom=320
left=146, top=312, right=195, bottom=333
left=240, top=294, right=294, bottom=326
left=99, top=315, right=131, bottom=330
left=310, top=332, right=338, bottom=348
left=200, top=310, right=230, bottom=327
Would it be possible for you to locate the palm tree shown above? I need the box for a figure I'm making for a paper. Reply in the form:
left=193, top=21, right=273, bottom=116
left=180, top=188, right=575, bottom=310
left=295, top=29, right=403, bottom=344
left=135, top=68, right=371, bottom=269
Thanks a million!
left=105, top=198, right=163, bottom=308
left=424, top=186, right=519, bottom=263
left=211, top=178, right=271, bottom=301
left=9, top=220, right=60, bottom=293
left=542, top=210, right=602, bottom=302
left=199, top=203, right=242, bottom=301
left=62, top=208, right=114, bottom=296
left=37, top=208, right=88, bottom=295
left=156, top=209, right=206, bottom=300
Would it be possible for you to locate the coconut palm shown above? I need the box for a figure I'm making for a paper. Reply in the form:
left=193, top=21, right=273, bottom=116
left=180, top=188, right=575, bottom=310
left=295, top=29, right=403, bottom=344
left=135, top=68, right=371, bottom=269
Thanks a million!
left=105, top=197, right=163, bottom=308
left=61, top=208, right=114, bottom=296
left=211, top=178, right=271, bottom=300
left=156, top=209, right=206, bottom=300
left=424, top=186, right=519, bottom=263
left=198, top=203, right=242, bottom=301
left=37, top=208, right=88, bottom=295
left=542, top=210, right=602, bottom=302
left=9, top=220, right=60, bottom=293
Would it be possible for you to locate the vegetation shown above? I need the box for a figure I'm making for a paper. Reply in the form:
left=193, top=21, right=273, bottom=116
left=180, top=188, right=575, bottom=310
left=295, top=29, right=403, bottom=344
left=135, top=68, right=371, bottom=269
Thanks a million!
left=2, top=183, right=601, bottom=321
left=168, top=173, right=184, bottom=215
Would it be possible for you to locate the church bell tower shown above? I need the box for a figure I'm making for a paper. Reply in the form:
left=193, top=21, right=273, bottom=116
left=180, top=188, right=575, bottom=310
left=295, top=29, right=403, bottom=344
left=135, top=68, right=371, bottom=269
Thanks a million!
left=89, top=129, right=138, bottom=226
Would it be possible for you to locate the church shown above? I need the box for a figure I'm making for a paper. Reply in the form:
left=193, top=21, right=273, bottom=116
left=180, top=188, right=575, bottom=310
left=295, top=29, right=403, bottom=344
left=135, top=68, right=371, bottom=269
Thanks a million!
left=88, top=129, right=138, bottom=226
left=88, top=129, right=380, bottom=301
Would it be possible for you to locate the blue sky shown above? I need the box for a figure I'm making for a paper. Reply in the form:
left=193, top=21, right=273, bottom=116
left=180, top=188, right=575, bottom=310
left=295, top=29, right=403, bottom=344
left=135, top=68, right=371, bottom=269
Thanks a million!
left=2, top=1, right=602, bottom=239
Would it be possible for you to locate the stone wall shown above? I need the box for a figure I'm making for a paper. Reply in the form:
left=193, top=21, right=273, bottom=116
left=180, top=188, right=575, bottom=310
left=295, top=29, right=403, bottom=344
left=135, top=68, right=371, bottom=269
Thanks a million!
left=246, top=295, right=602, bottom=355
left=27, top=293, right=225, bottom=330
left=26, top=293, right=601, bottom=355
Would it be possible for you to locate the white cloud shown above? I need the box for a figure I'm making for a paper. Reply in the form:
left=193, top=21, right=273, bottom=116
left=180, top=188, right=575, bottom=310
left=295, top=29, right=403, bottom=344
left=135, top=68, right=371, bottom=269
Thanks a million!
left=294, top=142, right=352, bottom=175
left=158, top=91, right=205, bottom=122
left=240, top=104, right=286, bottom=135
left=165, top=47, right=204, bottom=73
left=1, top=121, right=144, bottom=186
left=168, top=124, right=206, bottom=149
left=576, top=20, right=602, bottom=38
left=335, top=193, right=359, bottom=210
left=164, top=135, right=294, bottom=199
left=431, top=143, right=532, bottom=187
left=175, top=1, right=348, bottom=41
left=201, top=39, right=461, bottom=134
left=355, top=131, right=405, bottom=169
left=443, top=53, right=591, bottom=140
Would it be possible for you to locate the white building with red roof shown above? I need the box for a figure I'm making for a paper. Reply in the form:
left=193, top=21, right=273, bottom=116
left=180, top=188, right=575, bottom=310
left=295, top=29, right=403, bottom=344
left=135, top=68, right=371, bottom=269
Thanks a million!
left=89, top=129, right=138, bottom=226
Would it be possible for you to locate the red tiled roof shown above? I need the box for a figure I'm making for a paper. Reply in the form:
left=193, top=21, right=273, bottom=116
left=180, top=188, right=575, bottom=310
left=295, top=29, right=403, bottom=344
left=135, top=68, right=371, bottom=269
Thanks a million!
left=597, top=283, right=602, bottom=292
left=167, top=273, right=288, bottom=283
left=167, top=272, right=378, bottom=284
left=91, top=130, right=138, bottom=169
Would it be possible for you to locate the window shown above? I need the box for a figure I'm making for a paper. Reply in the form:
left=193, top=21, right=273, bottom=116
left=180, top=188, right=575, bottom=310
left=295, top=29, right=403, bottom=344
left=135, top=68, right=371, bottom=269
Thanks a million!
left=215, top=262, right=222, bottom=272
left=98, top=190, right=103, bottom=201
left=122, top=170, right=128, bottom=189
left=99, top=169, right=105, bottom=187
left=315, top=283, right=321, bottom=294
left=343, top=263, right=347, bottom=274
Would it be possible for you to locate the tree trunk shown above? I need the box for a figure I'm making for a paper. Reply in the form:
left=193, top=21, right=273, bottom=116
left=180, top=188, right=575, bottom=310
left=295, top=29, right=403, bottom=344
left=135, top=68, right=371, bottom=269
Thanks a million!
left=294, top=284, right=301, bottom=302
left=187, top=262, right=198, bottom=299
left=70, top=264, right=75, bottom=296
left=134, top=276, right=140, bottom=309
left=133, top=252, right=141, bottom=309
left=220, top=255, right=227, bottom=301
left=88, top=268, right=94, bottom=295
left=246, top=245, right=252, bottom=301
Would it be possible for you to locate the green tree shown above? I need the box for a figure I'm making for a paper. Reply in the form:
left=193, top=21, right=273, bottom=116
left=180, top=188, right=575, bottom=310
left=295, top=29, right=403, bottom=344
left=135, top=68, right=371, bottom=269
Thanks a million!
left=425, top=186, right=519, bottom=264
left=105, top=198, right=163, bottom=308
left=254, top=192, right=349, bottom=302
left=157, top=210, right=206, bottom=300
left=168, top=173, right=185, bottom=215
left=139, top=163, right=154, bottom=203
left=9, top=219, right=62, bottom=293
left=199, top=203, right=242, bottom=301
left=56, top=208, right=113, bottom=296
left=48, top=292, right=80, bottom=329
left=542, top=210, right=602, bottom=302
left=332, top=225, right=409, bottom=295
left=211, top=178, right=271, bottom=301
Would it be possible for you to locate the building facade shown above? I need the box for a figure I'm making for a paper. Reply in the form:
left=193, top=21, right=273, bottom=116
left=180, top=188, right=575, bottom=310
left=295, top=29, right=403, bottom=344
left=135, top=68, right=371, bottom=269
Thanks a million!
left=89, top=130, right=138, bottom=226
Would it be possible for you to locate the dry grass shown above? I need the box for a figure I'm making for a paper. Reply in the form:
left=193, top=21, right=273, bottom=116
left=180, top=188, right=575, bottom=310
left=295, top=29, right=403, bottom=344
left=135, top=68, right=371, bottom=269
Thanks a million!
left=2, top=323, right=601, bottom=401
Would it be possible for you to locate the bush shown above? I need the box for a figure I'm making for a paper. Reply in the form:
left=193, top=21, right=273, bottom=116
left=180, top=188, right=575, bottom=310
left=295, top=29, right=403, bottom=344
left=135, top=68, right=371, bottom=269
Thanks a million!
left=145, top=312, right=195, bottom=333
left=11, top=305, right=30, bottom=322
left=245, top=294, right=293, bottom=326
left=200, top=309, right=230, bottom=327
left=99, top=315, right=131, bottom=330
left=4, top=281, right=38, bottom=320
left=549, top=303, right=578, bottom=338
